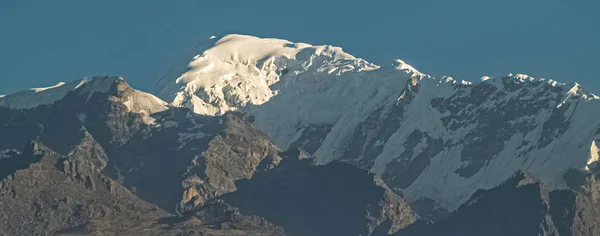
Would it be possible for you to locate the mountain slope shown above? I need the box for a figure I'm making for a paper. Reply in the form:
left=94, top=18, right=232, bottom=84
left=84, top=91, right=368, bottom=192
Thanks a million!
left=397, top=171, right=558, bottom=236
left=157, top=34, right=600, bottom=215
left=0, top=140, right=284, bottom=236
left=397, top=168, right=600, bottom=236
left=0, top=76, right=282, bottom=213
left=221, top=149, right=416, bottom=236
left=0, top=76, right=415, bottom=235
left=4, top=34, right=600, bottom=235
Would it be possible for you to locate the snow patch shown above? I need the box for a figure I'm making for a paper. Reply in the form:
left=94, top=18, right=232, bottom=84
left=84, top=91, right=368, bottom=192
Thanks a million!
left=142, top=116, right=157, bottom=125
left=0, top=80, right=80, bottom=109
left=122, top=89, right=168, bottom=115
left=513, top=73, right=533, bottom=82
left=77, top=113, right=87, bottom=122
left=479, top=76, right=504, bottom=89
left=1, top=76, right=168, bottom=128
left=440, top=76, right=472, bottom=86
left=31, top=82, right=67, bottom=92
left=78, top=76, right=121, bottom=95
left=178, top=131, right=206, bottom=149
left=586, top=141, right=600, bottom=171
left=0, top=76, right=122, bottom=109
left=391, top=59, right=423, bottom=76
left=0, top=149, right=21, bottom=159
left=163, top=120, right=179, bottom=128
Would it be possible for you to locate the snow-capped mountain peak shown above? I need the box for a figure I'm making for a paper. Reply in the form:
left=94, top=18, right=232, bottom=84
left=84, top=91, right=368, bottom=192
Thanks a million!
left=157, top=34, right=600, bottom=215
left=155, top=34, right=379, bottom=116
left=4, top=33, right=598, bottom=219
left=390, top=59, right=420, bottom=74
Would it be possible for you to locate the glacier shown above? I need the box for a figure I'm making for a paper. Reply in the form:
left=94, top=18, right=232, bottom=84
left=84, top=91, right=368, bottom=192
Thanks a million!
left=3, top=34, right=600, bottom=214
left=155, top=34, right=600, bottom=212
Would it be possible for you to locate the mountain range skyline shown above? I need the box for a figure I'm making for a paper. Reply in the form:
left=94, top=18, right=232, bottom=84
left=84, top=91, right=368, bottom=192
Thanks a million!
left=1, top=0, right=599, bottom=95
left=2, top=34, right=600, bottom=234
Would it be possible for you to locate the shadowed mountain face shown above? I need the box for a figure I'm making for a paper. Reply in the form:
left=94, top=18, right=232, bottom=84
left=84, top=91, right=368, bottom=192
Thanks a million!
left=221, top=149, right=416, bottom=236
left=0, top=140, right=284, bottom=236
left=2, top=34, right=600, bottom=235
left=0, top=78, right=286, bottom=235
left=156, top=35, right=600, bottom=218
left=395, top=170, right=600, bottom=236
left=0, top=77, right=281, bottom=214
left=397, top=172, right=557, bottom=236
left=0, top=77, right=418, bottom=235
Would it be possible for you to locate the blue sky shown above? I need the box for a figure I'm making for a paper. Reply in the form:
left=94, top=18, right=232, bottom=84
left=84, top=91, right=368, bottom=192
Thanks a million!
left=1, top=0, right=598, bottom=95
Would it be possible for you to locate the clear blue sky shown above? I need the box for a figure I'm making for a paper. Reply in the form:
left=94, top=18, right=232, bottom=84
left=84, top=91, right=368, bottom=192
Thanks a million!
left=1, top=0, right=598, bottom=95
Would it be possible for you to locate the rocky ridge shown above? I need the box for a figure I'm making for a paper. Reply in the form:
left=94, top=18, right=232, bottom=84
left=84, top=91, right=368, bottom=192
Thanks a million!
left=0, top=76, right=415, bottom=235
left=156, top=35, right=600, bottom=216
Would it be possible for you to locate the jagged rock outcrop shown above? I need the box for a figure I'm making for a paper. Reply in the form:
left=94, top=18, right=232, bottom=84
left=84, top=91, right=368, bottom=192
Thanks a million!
left=0, top=77, right=281, bottom=214
left=0, top=76, right=416, bottom=235
left=0, top=140, right=284, bottom=235
left=157, top=35, right=600, bottom=217
left=0, top=141, right=162, bottom=235
left=0, top=141, right=284, bottom=236
left=3, top=34, right=600, bottom=235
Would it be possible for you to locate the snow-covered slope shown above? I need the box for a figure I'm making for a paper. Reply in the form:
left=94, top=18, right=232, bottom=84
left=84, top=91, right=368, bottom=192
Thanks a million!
left=0, top=77, right=123, bottom=109
left=155, top=34, right=380, bottom=115
left=0, top=76, right=168, bottom=115
left=156, top=34, right=425, bottom=147
left=157, top=34, right=600, bottom=214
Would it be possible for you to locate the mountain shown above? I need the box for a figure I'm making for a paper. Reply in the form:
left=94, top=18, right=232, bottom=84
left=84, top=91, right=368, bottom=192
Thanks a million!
left=396, top=168, right=600, bottom=236
left=221, top=149, right=416, bottom=236
left=0, top=76, right=415, bottom=235
left=157, top=34, right=600, bottom=217
left=3, top=34, right=600, bottom=235
left=0, top=141, right=284, bottom=236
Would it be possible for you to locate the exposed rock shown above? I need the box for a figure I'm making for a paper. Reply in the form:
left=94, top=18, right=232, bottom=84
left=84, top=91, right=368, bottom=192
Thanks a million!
left=0, top=77, right=281, bottom=214
left=5, top=73, right=600, bottom=235
left=180, top=113, right=281, bottom=211
left=0, top=140, right=284, bottom=236
left=0, top=77, right=287, bottom=235
left=157, top=34, right=600, bottom=217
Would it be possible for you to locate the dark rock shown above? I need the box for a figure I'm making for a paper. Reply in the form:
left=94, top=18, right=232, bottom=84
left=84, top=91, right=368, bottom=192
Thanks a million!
left=221, top=150, right=417, bottom=236
left=397, top=171, right=558, bottom=236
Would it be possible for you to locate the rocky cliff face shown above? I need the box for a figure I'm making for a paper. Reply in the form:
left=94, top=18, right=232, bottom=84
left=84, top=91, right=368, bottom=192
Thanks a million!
left=0, top=140, right=284, bottom=236
left=3, top=34, right=600, bottom=235
left=0, top=76, right=416, bottom=235
left=0, top=77, right=280, bottom=213
left=156, top=35, right=600, bottom=217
